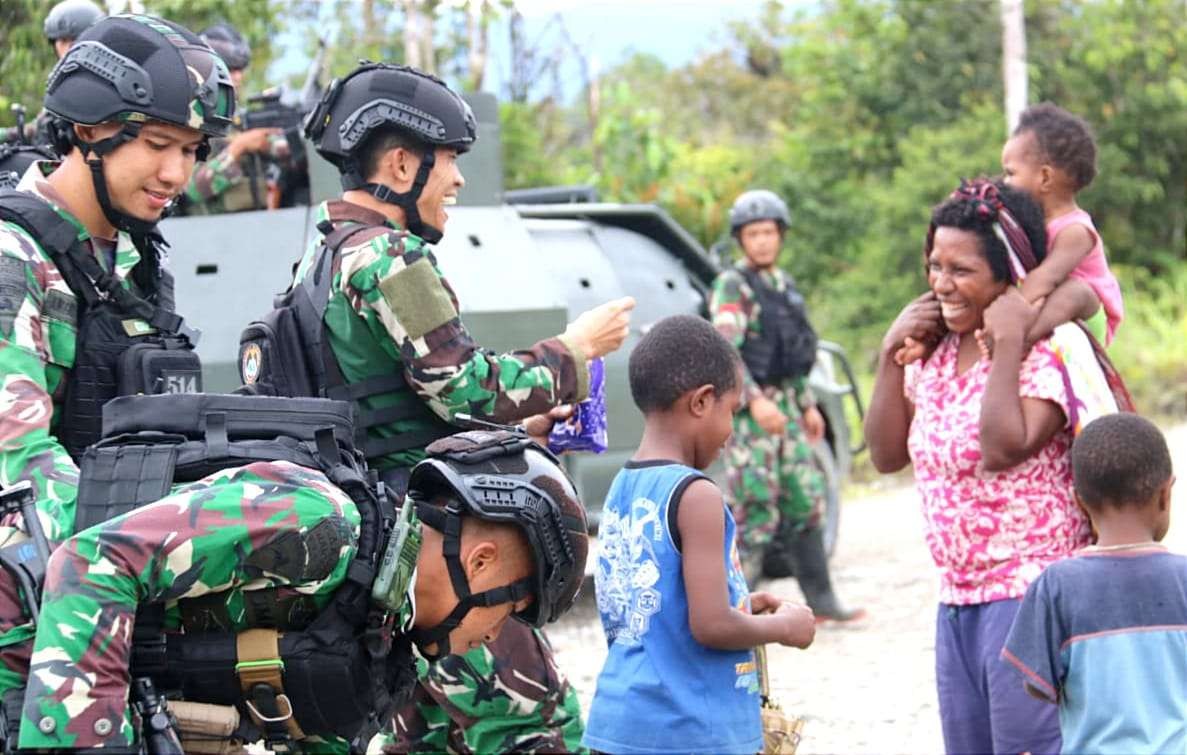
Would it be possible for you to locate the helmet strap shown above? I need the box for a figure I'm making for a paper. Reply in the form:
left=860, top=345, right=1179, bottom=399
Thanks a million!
left=342, top=148, right=444, bottom=243
left=407, top=500, right=532, bottom=661
left=74, top=122, right=161, bottom=239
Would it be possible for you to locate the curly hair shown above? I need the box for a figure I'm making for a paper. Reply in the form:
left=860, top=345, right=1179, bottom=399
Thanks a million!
left=1073, top=413, right=1172, bottom=510
left=1015, top=102, right=1098, bottom=191
left=629, top=315, right=739, bottom=413
left=927, top=181, right=1048, bottom=283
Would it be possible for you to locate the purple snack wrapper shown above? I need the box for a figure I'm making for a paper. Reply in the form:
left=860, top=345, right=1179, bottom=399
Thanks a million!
left=547, top=357, right=608, bottom=454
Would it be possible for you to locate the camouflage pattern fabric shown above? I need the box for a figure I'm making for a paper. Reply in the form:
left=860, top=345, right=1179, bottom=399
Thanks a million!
left=294, top=200, right=589, bottom=473
left=184, top=129, right=291, bottom=213
left=0, top=162, right=147, bottom=545
left=296, top=201, right=588, bottom=751
left=19, top=459, right=370, bottom=751
left=710, top=263, right=825, bottom=552
left=388, top=621, right=585, bottom=753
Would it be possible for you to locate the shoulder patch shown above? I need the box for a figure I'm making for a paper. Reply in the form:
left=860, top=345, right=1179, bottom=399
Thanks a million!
left=42, top=289, right=76, bottom=324
left=380, top=257, right=458, bottom=341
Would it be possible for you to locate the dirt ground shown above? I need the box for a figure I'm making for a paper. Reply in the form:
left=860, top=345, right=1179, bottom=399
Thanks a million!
left=547, top=421, right=1187, bottom=754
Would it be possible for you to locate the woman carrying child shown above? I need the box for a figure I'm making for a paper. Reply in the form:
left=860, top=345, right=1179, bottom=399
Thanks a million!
left=865, top=180, right=1092, bottom=754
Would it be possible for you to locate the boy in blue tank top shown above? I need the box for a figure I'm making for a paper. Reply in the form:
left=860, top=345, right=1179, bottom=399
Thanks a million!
left=583, top=315, right=817, bottom=755
left=1003, top=413, right=1187, bottom=754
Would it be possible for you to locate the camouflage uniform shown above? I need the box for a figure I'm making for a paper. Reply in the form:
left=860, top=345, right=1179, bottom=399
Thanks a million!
left=0, top=162, right=152, bottom=699
left=297, top=200, right=587, bottom=752
left=709, top=263, right=825, bottom=553
left=183, top=129, right=291, bottom=213
left=18, top=459, right=378, bottom=751
left=390, top=622, right=583, bottom=753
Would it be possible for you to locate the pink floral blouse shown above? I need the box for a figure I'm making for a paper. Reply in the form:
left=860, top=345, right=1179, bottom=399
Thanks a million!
left=905, top=333, right=1091, bottom=605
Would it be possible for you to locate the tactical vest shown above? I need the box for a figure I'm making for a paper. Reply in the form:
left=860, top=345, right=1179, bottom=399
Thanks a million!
left=77, top=393, right=416, bottom=748
left=738, top=266, right=819, bottom=386
left=239, top=210, right=453, bottom=480
left=0, top=190, right=202, bottom=461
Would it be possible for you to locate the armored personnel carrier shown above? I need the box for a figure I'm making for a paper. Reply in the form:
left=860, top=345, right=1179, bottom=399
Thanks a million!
left=159, top=93, right=864, bottom=554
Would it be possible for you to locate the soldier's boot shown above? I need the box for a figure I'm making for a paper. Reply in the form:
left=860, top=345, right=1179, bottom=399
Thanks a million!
left=788, top=527, right=865, bottom=623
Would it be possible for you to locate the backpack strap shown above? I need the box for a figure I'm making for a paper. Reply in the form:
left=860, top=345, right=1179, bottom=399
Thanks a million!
left=0, top=189, right=198, bottom=345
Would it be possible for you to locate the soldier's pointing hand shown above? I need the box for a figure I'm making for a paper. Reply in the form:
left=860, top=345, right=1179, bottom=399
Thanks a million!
left=564, top=296, right=636, bottom=359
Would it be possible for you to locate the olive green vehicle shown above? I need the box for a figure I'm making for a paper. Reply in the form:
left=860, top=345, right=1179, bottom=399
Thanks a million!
left=159, top=93, right=865, bottom=554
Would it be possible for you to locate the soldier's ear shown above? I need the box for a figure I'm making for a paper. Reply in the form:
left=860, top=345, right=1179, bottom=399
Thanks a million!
left=382, top=146, right=419, bottom=190
left=462, top=539, right=499, bottom=584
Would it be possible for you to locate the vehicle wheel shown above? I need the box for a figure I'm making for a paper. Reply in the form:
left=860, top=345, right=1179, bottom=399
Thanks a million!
left=759, top=439, right=843, bottom=578
left=814, top=439, right=842, bottom=558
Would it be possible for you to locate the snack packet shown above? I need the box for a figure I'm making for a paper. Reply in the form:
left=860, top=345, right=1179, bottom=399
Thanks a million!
left=548, top=357, right=608, bottom=454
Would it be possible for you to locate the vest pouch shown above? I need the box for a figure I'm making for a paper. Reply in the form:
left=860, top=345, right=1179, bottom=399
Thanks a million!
left=75, top=435, right=183, bottom=532
left=102, top=394, right=357, bottom=450
left=161, top=626, right=376, bottom=739
left=239, top=307, right=316, bottom=398
left=118, top=341, right=203, bottom=396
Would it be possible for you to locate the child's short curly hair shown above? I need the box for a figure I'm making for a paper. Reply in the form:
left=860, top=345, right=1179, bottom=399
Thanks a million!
left=1073, top=413, right=1173, bottom=510
left=1015, top=102, right=1098, bottom=191
left=629, top=315, right=739, bottom=413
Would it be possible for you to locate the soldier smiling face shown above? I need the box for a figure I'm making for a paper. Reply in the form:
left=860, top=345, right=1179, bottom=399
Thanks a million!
left=72, top=120, right=204, bottom=224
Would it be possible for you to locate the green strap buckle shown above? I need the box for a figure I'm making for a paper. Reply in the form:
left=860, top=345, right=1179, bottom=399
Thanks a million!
left=235, top=659, right=285, bottom=672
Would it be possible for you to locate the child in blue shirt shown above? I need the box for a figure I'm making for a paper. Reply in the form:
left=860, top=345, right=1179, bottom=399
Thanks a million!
left=1003, top=413, right=1187, bottom=754
left=582, top=315, right=816, bottom=755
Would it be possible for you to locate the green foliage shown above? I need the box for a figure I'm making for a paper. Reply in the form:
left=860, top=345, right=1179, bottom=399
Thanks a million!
left=0, top=0, right=283, bottom=127
left=0, top=1, right=61, bottom=123
left=506, top=0, right=1186, bottom=413
left=1110, top=264, right=1187, bottom=416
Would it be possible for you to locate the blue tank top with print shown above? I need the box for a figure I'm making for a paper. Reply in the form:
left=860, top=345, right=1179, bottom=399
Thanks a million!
left=582, top=460, right=761, bottom=755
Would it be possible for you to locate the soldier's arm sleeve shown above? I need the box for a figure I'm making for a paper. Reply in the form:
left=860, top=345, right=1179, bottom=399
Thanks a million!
left=19, top=461, right=361, bottom=750
left=184, top=143, right=246, bottom=204
left=0, top=234, right=79, bottom=542
left=708, top=270, right=764, bottom=406
left=346, top=240, right=590, bottom=424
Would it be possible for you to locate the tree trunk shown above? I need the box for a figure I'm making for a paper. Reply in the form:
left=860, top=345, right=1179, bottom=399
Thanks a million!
left=1000, top=0, right=1028, bottom=134
left=465, top=0, right=490, bottom=92
left=402, top=0, right=437, bottom=74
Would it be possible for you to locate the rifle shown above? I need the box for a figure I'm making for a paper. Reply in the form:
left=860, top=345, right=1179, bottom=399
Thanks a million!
left=1, top=105, right=30, bottom=146
left=0, top=481, right=52, bottom=621
left=132, top=677, right=183, bottom=754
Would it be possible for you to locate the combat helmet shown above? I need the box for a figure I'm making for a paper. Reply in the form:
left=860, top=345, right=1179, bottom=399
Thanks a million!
left=729, top=189, right=791, bottom=235
left=405, top=430, right=589, bottom=658
left=44, top=14, right=235, bottom=237
left=44, top=0, right=106, bottom=43
left=304, top=62, right=476, bottom=243
left=200, top=21, right=252, bottom=72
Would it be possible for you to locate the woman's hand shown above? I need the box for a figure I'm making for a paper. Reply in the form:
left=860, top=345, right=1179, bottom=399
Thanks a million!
left=981, top=287, right=1038, bottom=351
left=750, top=396, right=788, bottom=436
left=882, top=291, right=944, bottom=362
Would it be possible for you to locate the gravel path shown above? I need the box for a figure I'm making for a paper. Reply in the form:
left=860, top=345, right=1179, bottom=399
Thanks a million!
left=547, top=421, right=1187, bottom=754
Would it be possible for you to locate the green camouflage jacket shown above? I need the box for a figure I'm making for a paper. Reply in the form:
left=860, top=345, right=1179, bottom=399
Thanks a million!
left=291, top=200, right=590, bottom=471
left=0, top=162, right=147, bottom=542
left=19, top=459, right=413, bottom=752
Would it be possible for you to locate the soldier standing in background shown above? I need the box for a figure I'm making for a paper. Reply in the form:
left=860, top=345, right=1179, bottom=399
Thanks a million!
left=1, top=0, right=107, bottom=147
left=243, top=61, right=635, bottom=752
left=183, top=22, right=295, bottom=213
left=710, top=189, right=863, bottom=622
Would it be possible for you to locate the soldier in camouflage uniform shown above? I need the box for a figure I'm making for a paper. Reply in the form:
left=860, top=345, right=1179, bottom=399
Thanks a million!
left=0, top=0, right=106, bottom=148
left=0, top=10, right=234, bottom=718
left=709, top=190, right=862, bottom=622
left=182, top=23, right=294, bottom=214
left=19, top=428, right=591, bottom=751
left=246, top=63, right=634, bottom=753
